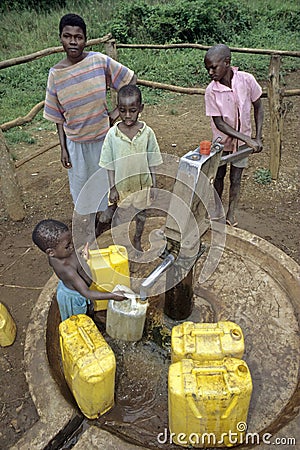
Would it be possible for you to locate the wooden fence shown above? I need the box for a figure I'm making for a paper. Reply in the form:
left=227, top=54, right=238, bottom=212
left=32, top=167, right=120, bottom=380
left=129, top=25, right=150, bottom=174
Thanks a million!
left=0, top=36, right=299, bottom=221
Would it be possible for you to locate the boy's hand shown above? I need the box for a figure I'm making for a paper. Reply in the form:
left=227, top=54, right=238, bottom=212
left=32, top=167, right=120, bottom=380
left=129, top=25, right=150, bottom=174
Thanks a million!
left=252, top=137, right=263, bottom=153
left=109, top=187, right=119, bottom=204
left=81, top=242, right=89, bottom=261
left=61, top=148, right=72, bottom=169
left=150, top=187, right=157, bottom=201
left=245, top=137, right=263, bottom=153
left=108, top=107, right=120, bottom=127
left=112, top=291, right=126, bottom=301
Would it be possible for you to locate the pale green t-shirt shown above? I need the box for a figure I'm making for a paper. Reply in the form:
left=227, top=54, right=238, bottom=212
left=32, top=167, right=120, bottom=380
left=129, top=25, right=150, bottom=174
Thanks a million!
left=99, top=122, right=163, bottom=209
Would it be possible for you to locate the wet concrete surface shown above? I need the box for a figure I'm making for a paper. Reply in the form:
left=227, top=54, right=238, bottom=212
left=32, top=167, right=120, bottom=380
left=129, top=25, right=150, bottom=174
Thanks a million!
left=10, top=226, right=300, bottom=449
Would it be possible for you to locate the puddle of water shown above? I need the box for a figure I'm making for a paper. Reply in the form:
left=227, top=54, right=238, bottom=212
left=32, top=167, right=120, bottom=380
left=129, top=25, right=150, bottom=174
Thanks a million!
left=46, top=221, right=300, bottom=449
left=97, top=336, right=173, bottom=449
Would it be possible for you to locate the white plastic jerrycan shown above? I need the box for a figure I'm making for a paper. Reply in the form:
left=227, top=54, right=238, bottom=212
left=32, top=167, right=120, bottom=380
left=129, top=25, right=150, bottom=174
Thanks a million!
left=106, top=285, right=148, bottom=342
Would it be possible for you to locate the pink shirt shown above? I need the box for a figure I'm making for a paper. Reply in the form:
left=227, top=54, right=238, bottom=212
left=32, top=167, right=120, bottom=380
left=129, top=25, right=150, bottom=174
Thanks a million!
left=205, top=67, right=262, bottom=152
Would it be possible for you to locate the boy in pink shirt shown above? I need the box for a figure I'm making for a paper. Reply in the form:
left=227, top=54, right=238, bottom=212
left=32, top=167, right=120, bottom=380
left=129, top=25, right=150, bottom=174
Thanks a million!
left=204, top=44, right=264, bottom=226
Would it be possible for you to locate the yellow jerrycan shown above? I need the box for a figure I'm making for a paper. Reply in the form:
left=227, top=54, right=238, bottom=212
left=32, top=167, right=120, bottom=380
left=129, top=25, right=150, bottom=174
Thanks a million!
left=171, top=321, right=244, bottom=363
left=0, top=302, right=17, bottom=347
left=88, top=245, right=130, bottom=311
left=59, top=314, right=116, bottom=419
left=168, top=357, right=253, bottom=447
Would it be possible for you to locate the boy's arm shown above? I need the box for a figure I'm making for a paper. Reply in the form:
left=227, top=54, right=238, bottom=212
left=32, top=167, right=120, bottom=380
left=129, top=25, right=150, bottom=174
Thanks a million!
left=107, top=169, right=119, bottom=204
left=61, top=266, right=125, bottom=303
left=213, top=116, right=261, bottom=152
left=252, top=98, right=264, bottom=153
left=149, top=166, right=157, bottom=201
left=56, top=124, right=71, bottom=168
left=150, top=166, right=157, bottom=188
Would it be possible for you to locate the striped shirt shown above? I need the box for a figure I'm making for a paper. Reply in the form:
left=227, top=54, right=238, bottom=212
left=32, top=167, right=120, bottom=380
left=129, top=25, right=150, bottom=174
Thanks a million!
left=43, top=51, right=134, bottom=142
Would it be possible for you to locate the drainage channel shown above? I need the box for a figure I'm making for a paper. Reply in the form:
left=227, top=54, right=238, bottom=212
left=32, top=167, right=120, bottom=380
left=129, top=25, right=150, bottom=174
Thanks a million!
left=44, top=415, right=86, bottom=450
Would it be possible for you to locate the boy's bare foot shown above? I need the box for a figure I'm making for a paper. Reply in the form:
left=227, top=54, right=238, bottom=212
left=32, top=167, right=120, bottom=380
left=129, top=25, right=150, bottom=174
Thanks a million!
left=95, top=219, right=111, bottom=238
left=226, top=215, right=238, bottom=227
left=97, top=204, right=116, bottom=224
left=130, top=260, right=140, bottom=274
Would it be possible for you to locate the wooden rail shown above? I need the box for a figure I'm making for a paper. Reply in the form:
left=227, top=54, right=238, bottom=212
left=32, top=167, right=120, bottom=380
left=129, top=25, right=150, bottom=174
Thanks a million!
left=0, top=38, right=299, bottom=220
left=117, top=42, right=300, bottom=57
left=112, top=41, right=300, bottom=180
left=0, top=35, right=112, bottom=70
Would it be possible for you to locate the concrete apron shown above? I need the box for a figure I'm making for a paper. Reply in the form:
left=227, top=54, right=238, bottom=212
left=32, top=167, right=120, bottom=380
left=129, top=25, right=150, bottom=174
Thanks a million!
left=10, top=227, right=300, bottom=450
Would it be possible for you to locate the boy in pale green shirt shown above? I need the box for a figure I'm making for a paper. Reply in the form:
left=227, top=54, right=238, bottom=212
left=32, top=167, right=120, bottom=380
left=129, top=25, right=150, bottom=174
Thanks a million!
left=99, top=85, right=163, bottom=252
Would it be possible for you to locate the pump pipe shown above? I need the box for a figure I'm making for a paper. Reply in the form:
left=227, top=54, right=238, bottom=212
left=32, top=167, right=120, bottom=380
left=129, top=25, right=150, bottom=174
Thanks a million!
left=140, top=253, right=175, bottom=301
left=219, top=145, right=253, bottom=166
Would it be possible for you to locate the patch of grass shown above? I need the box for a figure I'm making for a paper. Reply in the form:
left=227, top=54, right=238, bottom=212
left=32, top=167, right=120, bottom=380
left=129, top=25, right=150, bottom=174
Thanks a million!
left=254, top=168, right=272, bottom=185
left=0, top=0, right=299, bottom=123
left=10, top=152, right=18, bottom=161
left=31, top=122, right=57, bottom=132
left=5, top=129, right=36, bottom=146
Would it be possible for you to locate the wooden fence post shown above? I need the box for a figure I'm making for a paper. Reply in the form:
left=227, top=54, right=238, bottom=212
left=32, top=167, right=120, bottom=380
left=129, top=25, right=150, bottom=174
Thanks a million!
left=104, top=39, right=118, bottom=108
left=0, top=130, right=25, bottom=221
left=267, top=55, right=286, bottom=180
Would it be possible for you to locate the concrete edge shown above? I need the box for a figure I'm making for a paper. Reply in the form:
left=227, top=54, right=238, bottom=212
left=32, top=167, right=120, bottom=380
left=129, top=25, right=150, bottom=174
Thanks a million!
left=10, top=274, right=75, bottom=450
left=73, top=426, right=144, bottom=450
left=10, top=227, right=300, bottom=449
left=225, top=226, right=300, bottom=304
left=212, top=226, right=300, bottom=439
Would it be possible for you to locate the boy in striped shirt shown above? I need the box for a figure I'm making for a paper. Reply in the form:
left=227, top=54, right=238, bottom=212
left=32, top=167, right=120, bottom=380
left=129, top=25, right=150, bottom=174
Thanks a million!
left=44, top=13, right=136, bottom=242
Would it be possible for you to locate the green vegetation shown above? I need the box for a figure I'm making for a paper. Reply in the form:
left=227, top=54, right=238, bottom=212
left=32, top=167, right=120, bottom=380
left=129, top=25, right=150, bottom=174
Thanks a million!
left=0, top=0, right=299, bottom=143
left=254, top=168, right=272, bottom=185
left=5, top=129, right=36, bottom=146
left=109, top=0, right=253, bottom=44
left=0, top=0, right=66, bottom=13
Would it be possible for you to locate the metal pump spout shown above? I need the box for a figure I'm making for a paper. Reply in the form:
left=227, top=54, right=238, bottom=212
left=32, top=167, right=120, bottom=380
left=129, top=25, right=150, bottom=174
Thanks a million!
left=140, top=139, right=260, bottom=320
left=139, top=139, right=225, bottom=319
left=140, top=253, right=175, bottom=301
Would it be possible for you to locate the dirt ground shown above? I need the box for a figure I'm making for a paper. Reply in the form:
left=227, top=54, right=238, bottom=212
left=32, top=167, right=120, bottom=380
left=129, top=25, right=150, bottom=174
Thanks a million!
left=0, top=71, right=299, bottom=449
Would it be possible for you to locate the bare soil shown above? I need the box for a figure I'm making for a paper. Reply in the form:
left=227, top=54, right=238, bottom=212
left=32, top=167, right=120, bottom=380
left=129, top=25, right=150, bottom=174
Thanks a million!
left=0, top=72, right=299, bottom=449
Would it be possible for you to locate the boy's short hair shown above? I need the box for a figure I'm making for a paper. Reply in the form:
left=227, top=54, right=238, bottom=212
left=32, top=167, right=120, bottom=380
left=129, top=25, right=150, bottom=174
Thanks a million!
left=32, top=219, right=69, bottom=252
left=205, top=44, right=231, bottom=62
left=59, top=13, right=87, bottom=39
left=118, top=84, right=142, bottom=104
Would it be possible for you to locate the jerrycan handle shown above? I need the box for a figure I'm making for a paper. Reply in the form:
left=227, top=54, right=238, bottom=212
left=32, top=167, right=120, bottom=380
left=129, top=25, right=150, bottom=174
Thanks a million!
left=113, top=245, right=128, bottom=259
left=59, top=336, right=65, bottom=361
left=192, top=366, right=226, bottom=375
left=192, top=365, right=247, bottom=419
left=78, top=326, right=95, bottom=352
left=192, top=366, right=233, bottom=396
left=190, top=327, right=242, bottom=340
left=190, top=329, right=223, bottom=337
left=186, top=393, right=205, bottom=418
left=192, top=365, right=240, bottom=391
